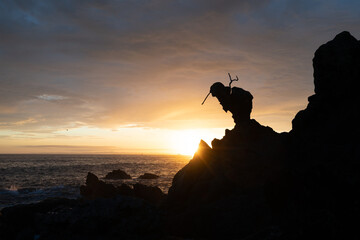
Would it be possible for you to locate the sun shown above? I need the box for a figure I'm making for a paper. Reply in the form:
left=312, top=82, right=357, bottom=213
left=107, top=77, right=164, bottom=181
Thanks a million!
left=171, top=130, right=213, bottom=156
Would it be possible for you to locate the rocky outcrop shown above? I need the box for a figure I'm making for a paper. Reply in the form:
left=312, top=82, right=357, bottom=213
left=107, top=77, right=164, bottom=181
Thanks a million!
left=287, top=31, right=360, bottom=239
left=139, top=173, right=160, bottom=179
left=80, top=172, right=165, bottom=205
left=166, top=31, right=360, bottom=239
left=166, top=121, right=288, bottom=238
left=292, top=31, right=360, bottom=145
left=104, top=169, right=131, bottom=179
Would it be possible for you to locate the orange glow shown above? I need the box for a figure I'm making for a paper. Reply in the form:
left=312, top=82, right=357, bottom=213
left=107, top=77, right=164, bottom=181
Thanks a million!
left=0, top=127, right=227, bottom=154
left=170, top=129, right=218, bottom=156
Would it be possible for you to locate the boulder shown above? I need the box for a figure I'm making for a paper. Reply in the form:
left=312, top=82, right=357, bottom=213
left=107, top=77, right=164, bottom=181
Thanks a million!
left=80, top=172, right=165, bottom=205
left=104, top=169, right=131, bottom=179
left=133, top=184, right=165, bottom=205
left=80, top=172, right=118, bottom=199
left=116, top=183, right=133, bottom=196
left=138, top=173, right=160, bottom=179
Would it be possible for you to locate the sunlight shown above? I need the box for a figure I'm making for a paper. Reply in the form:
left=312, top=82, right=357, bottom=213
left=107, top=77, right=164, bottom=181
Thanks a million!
left=171, top=129, right=218, bottom=156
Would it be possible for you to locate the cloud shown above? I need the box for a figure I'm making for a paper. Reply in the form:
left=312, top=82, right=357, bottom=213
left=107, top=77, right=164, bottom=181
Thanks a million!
left=14, top=118, right=38, bottom=126
left=37, top=94, right=68, bottom=101
left=4, top=144, right=127, bottom=154
left=1, top=0, right=360, bottom=135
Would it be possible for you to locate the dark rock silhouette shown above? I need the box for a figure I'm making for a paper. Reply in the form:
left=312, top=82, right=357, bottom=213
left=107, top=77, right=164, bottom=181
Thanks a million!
left=80, top=172, right=165, bottom=205
left=292, top=31, right=360, bottom=140
left=104, top=169, right=131, bottom=179
left=117, top=183, right=133, bottom=195
left=0, top=197, right=162, bottom=239
left=287, top=31, right=360, bottom=239
left=80, top=172, right=118, bottom=199
left=133, top=183, right=165, bottom=205
left=138, top=173, right=160, bottom=179
left=166, top=31, right=360, bottom=239
left=166, top=122, right=287, bottom=238
left=210, top=81, right=253, bottom=125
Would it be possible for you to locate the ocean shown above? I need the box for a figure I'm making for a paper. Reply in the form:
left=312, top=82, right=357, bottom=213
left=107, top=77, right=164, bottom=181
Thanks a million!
left=0, top=154, right=191, bottom=209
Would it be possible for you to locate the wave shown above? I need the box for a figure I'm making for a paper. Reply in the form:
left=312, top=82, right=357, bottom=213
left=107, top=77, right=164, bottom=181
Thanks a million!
left=0, top=185, right=80, bottom=209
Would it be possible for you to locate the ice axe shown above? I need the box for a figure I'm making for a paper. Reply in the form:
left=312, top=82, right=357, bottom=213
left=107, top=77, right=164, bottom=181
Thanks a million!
left=228, top=72, right=239, bottom=88
left=201, top=91, right=211, bottom=105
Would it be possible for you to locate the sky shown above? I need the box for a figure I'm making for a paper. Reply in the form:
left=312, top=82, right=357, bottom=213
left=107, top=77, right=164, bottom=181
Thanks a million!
left=1, top=0, right=360, bottom=154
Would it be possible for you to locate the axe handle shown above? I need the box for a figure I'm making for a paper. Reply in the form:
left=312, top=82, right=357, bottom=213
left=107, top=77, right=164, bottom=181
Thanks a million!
left=201, top=92, right=211, bottom=105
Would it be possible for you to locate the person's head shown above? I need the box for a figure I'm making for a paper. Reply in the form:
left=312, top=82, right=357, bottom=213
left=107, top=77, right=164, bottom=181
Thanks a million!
left=210, top=82, right=226, bottom=97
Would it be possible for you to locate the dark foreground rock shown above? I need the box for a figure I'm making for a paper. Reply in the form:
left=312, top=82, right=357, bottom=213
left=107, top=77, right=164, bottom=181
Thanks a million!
left=80, top=172, right=118, bottom=199
left=166, top=121, right=288, bottom=238
left=80, top=172, right=165, bottom=205
left=0, top=197, right=163, bottom=240
left=165, top=31, right=360, bottom=239
left=1, top=173, right=168, bottom=240
left=139, top=173, right=160, bottom=179
left=104, top=169, right=131, bottom=179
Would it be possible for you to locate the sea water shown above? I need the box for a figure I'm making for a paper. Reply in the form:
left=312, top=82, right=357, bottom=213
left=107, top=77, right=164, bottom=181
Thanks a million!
left=0, top=154, right=191, bottom=209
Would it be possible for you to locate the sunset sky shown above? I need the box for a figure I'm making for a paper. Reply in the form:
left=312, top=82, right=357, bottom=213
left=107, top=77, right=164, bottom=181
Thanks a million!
left=1, top=0, right=360, bottom=154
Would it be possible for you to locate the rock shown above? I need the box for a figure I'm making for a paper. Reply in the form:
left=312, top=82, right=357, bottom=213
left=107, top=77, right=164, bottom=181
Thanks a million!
left=116, top=183, right=133, bottom=196
left=0, top=198, right=78, bottom=240
left=133, top=183, right=166, bottom=205
left=292, top=31, right=360, bottom=141
left=104, top=169, right=131, bottom=179
left=166, top=32, right=360, bottom=239
left=167, top=140, right=214, bottom=206
left=288, top=31, right=360, bottom=239
left=313, top=31, right=360, bottom=97
left=80, top=172, right=166, bottom=205
left=138, top=173, right=160, bottom=179
left=80, top=172, right=118, bottom=199
left=166, top=123, right=287, bottom=238
left=86, top=171, right=99, bottom=185
left=0, top=196, right=163, bottom=239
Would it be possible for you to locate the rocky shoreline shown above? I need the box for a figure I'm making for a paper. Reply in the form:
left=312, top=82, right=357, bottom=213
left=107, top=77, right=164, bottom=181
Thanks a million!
left=1, top=31, right=360, bottom=239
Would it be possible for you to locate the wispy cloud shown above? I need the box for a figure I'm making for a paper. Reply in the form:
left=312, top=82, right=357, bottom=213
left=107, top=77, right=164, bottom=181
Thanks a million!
left=37, top=94, right=68, bottom=101
left=1, top=0, right=360, bottom=138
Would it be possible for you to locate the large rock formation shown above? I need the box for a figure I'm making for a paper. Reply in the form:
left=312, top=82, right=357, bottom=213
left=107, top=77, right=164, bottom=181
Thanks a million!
left=166, top=31, right=360, bottom=239
left=292, top=31, right=360, bottom=144
left=287, top=31, right=360, bottom=239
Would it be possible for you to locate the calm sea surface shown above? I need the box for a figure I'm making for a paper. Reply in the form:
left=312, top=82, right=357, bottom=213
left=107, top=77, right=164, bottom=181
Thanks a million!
left=0, top=154, right=191, bottom=209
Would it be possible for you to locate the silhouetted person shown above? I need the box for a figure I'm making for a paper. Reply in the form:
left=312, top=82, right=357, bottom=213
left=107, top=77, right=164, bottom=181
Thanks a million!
left=210, top=82, right=253, bottom=125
